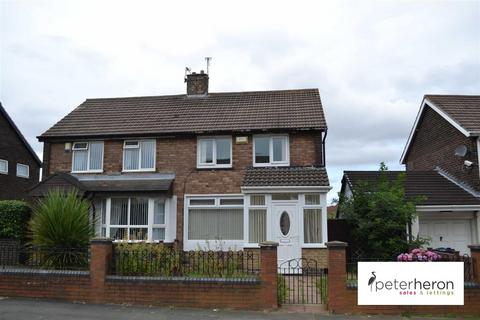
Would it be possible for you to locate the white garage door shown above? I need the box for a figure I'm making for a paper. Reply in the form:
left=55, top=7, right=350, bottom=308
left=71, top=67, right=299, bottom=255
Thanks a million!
left=419, top=219, right=472, bottom=255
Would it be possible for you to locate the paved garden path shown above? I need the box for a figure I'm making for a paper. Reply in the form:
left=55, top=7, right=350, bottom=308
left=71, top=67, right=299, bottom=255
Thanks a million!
left=0, top=298, right=463, bottom=320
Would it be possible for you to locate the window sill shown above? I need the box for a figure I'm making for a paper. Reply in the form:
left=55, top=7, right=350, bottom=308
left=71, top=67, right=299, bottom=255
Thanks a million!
left=0, top=171, right=8, bottom=175
left=196, top=165, right=233, bottom=170
left=252, top=163, right=290, bottom=167
left=71, top=170, right=104, bottom=174
left=122, top=169, right=156, bottom=173
left=16, top=175, right=29, bottom=179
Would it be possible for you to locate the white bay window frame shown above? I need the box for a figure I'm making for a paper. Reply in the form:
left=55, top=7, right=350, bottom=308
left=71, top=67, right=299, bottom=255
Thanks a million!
left=253, top=134, right=289, bottom=167
left=197, top=136, right=232, bottom=169
left=101, top=197, right=175, bottom=242
left=71, top=141, right=104, bottom=173
left=122, top=139, right=156, bottom=172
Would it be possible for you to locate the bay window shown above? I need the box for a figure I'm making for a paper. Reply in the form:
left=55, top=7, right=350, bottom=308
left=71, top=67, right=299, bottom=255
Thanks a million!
left=72, top=141, right=104, bottom=172
left=197, top=137, right=232, bottom=168
left=186, top=196, right=243, bottom=241
left=123, top=140, right=156, bottom=171
left=101, top=197, right=168, bottom=242
left=253, top=135, right=289, bottom=166
left=303, top=193, right=322, bottom=243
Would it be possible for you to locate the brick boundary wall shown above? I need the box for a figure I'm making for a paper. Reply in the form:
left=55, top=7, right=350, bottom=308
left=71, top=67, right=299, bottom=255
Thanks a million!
left=326, top=241, right=480, bottom=316
left=0, top=239, right=279, bottom=310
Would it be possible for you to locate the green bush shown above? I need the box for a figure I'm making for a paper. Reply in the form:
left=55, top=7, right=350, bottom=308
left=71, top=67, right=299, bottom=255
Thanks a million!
left=28, top=190, right=94, bottom=269
left=0, top=200, right=32, bottom=240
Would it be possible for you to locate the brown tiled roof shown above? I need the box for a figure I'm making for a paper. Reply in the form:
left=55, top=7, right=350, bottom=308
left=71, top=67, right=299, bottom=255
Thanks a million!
left=342, top=170, right=480, bottom=206
left=242, top=166, right=330, bottom=187
left=39, top=89, right=326, bottom=140
left=425, top=95, right=480, bottom=134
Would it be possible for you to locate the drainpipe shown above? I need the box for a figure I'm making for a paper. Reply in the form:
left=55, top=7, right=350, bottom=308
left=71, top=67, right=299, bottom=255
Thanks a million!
left=322, top=129, right=328, bottom=167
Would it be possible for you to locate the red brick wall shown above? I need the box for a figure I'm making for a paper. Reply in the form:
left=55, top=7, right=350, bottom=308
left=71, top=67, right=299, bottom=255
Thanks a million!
left=326, top=242, right=480, bottom=316
left=405, top=106, right=479, bottom=191
left=44, top=131, right=324, bottom=242
left=0, top=240, right=279, bottom=310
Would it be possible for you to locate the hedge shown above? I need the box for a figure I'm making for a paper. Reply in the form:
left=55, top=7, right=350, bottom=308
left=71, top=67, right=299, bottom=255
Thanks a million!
left=0, top=200, right=32, bottom=240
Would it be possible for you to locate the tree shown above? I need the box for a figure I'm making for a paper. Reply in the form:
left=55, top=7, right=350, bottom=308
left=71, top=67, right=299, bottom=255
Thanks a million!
left=339, top=163, right=425, bottom=261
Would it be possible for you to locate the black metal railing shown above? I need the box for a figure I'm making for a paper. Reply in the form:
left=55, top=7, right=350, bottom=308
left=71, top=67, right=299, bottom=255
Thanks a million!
left=0, top=244, right=90, bottom=271
left=111, top=247, right=259, bottom=278
left=277, top=258, right=328, bottom=305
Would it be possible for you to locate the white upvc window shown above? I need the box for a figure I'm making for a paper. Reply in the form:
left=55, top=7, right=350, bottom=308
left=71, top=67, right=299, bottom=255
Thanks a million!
left=16, top=163, right=29, bottom=178
left=72, top=141, right=104, bottom=173
left=253, top=135, right=289, bottom=166
left=186, top=196, right=244, bottom=243
left=197, top=137, right=232, bottom=168
left=0, top=159, right=8, bottom=174
left=303, top=193, right=323, bottom=244
left=103, top=197, right=168, bottom=242
left=248, top=194, right=267, bottom=244
left=123, top=140, right=156, bottom=172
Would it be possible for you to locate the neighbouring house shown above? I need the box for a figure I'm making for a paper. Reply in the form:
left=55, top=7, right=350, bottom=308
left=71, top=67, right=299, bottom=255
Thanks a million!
left=338, top=95, right=480, bottom=254
left=0, top=103, right=41, bottom=201
left=30, top=70, right=331, bottom=265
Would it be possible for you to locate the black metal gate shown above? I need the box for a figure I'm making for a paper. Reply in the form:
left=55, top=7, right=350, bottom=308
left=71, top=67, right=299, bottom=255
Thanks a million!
left=277, top=258, right=328, bottom=305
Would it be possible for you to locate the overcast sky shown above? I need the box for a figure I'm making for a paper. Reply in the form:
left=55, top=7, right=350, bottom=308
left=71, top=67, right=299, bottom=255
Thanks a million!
left=1, top=0, right=479, bottom=201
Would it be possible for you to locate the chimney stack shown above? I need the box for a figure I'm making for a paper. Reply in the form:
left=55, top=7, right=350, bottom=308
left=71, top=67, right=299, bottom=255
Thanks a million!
left=185, top=70, right=209, bottom=96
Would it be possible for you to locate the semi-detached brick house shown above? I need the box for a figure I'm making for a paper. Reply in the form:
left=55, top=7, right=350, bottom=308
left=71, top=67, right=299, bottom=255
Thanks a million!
left=31, top=71, right=331, bottom=265
left=339, top=95, right=480, bottom=254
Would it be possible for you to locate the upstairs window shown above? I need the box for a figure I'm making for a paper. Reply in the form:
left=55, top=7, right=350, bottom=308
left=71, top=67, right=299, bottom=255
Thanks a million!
left=123, top=140, right=156, bottom=171
left=72, top=141, right=104, bottom=172
left=253, top=135, right=289, bottom=166
left=197, top=137, right=232, bottom=168
left=16, top=164, right=29, bottom=178
left=0, top=159, right=7, bottom=174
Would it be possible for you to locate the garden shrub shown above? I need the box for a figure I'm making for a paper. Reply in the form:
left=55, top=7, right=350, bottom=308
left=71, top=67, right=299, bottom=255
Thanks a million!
left=29, top=190, right=94, bottom=269
left=114, top=242, right=252, bottom=278
left=0, top=200, right=32, bottom=240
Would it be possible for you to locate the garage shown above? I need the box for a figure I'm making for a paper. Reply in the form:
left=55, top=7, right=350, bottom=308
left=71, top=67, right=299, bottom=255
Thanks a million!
left=419, top=216, right=474, bottom=255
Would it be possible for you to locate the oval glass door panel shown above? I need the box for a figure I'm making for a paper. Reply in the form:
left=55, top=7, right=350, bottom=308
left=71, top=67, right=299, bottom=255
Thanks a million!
left=280, top=211, right=290, bottom=236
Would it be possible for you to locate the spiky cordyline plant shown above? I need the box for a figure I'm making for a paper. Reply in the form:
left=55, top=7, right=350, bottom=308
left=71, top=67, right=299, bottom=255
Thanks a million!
left=29, top=190, right=95, bottom=269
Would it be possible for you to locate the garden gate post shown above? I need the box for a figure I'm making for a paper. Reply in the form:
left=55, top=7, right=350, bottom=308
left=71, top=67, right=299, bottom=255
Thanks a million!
left=259, top=241, right=279, bottom=309
left=468, top=244, right=480, bottom=282
left=90, top=238, right=113, bottom=303
left=326, top=241, right=348, bottom=312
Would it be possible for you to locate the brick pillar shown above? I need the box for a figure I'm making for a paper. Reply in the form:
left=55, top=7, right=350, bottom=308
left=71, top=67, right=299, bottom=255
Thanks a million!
left=259, top=241, right=279, bottom=309
left=468, top=244, right=480, bottom=282
left=90, top=238, right=113, bottom=303
left=326, top=241, right=348, bottom=313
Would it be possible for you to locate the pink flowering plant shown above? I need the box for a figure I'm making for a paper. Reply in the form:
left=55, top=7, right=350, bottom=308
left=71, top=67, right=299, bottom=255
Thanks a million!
left=397, top=248, right=441, bottom=262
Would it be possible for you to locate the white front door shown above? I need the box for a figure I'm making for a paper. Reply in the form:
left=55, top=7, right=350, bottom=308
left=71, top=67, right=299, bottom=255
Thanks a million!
left=273, top=202, right=301, bottom=267
left=419, top=219, right=472, bottom=254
